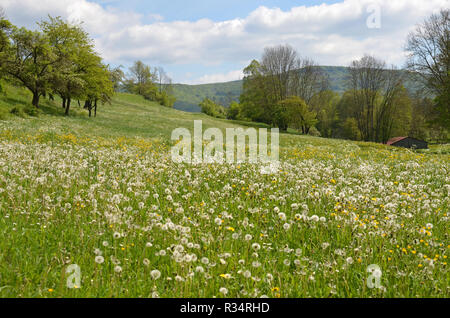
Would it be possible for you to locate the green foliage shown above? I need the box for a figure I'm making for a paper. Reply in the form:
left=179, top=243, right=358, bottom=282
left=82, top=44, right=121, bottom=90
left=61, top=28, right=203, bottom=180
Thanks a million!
left=0, top=25, right=56, bottom=107
left=227, top=101, right=242, bottom=120
left=124, top=60, right=176, bottom=108
left=310, top=90, right=340, bottom=138
left=342, top=117, right=361, bottom=141
left=23, top=105, right=42, bottom=117
left=433, top=72, right=450, bottom=130
left=0, top=16, right=115, bottom=117
left=199, top=98, right=227, bottom=119
left=9, top=106, right=26, bottom=118
left=278, top=96, right=318, bottom=133
left=0, top=108, right=8, bottom=120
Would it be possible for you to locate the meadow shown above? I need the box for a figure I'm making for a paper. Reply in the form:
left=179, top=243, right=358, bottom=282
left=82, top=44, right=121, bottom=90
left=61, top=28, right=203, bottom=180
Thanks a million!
left=0, top=85, right=448, bottom=298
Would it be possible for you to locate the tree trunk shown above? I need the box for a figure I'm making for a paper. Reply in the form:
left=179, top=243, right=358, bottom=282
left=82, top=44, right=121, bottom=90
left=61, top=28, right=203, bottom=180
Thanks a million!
left=65, top=98, right=71, bottom=116
left=62, top=98, right=66, bottom=109
left=32, top=92, right=40, bottom=108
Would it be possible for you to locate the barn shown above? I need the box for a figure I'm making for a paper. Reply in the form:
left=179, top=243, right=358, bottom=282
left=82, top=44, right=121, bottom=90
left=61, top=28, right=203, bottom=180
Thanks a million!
left=386, top=137, right=428, bottom=149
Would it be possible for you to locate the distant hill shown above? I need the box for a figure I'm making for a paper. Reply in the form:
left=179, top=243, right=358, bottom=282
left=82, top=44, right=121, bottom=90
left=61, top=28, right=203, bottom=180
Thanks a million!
left=172, top=66, right=424, bottom=113
left=172, top=80, right=242, bottom=113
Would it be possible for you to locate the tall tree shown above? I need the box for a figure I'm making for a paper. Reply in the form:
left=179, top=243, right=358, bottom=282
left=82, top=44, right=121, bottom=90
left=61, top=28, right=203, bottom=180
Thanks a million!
left=40, top=16, right=94, bottom=114
left=0, top=25, right=57, bottom=107
left=109, top=65, right=124, bottom=92
left=406, top=9, right=450, bottom=129
left=240, top=45, right=328, bottom=131
left=128, top=60, right=155, bottom=95
left=349, top=55, right=404, bottom=143
left=83, top=59, right=114, bottom=117
left=278, top=96, right=317, bottom=134
left=0, top=9, right=12, bottom=92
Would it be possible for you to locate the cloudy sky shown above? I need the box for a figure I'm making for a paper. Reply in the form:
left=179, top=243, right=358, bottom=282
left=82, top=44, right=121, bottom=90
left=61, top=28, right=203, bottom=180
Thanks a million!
left=0, top=0, right=448, bottom=84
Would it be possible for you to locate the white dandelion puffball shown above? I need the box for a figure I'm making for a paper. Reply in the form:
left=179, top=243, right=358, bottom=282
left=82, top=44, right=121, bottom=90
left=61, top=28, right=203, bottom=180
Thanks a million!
left=219, top=287, right=228, bottom=295
left=151, top=270, right=161, bottom=280
left=95, top=256, right=104, bottom=264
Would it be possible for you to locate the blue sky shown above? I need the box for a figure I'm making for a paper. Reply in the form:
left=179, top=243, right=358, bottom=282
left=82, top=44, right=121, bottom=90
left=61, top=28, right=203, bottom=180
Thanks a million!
left=2, top=0, right=448, bottom=84
left=93, top=0, right=342, bottom=23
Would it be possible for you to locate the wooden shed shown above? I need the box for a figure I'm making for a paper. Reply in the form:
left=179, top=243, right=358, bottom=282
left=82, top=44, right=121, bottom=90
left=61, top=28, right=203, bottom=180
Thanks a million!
left=386, top=137, right=428, bottom=149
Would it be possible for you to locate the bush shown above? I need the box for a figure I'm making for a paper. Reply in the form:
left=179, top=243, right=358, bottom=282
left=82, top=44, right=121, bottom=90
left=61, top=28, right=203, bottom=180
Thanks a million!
left=199, top=98, right=227, bottom=119
left=0, top=109, right=8, bottom=120
left=227, top=102, right=242, bottom=120
left=10, top=106, right=26, bottom=118
left=308, top=126, right=321, bottom=137
left=23, top=105, right=42, bottom=117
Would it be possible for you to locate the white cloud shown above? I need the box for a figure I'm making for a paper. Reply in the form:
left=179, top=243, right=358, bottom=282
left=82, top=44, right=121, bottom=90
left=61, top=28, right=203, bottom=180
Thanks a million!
left=1, top=0, right=448, bottom=83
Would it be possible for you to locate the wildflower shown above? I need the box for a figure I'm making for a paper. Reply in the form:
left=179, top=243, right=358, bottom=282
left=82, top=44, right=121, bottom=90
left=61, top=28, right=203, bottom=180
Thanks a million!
left=219, top=287, right=228, bottom=295
left=95, top=256, right=104, bottom=264
left=151, top=270, right=161, bottom=280
left=252, top=243, right=261, bottom=251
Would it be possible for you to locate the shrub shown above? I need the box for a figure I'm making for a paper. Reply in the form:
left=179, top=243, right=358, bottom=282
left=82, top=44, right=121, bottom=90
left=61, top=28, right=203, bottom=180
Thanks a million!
left=23, top=105, right=42, bottom=117
left=10, top=106, right=26, bottom=118
left=0, top=109, right=8, bottom=120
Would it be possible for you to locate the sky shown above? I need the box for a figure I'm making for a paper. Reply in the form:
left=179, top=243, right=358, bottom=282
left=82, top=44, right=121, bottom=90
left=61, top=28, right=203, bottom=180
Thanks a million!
left=0, top=0, right=448, bottom=84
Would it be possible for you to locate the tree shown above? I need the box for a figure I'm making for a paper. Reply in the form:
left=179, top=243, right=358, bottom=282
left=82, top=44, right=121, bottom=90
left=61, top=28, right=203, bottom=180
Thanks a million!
left=278, top=96, right=317, bottom=134
left=227, top=101, right=242, bottom=120
left=40, top=16, right=94, bottom=114
left=406, top=9, right=449, bottom=129
left=0, top=25, right=57, bottom=107
left=240, top=45, right=328, bottom=130
left=342, top=118, right=361, bottom=141
left=83, top=61, right=114, bottom=117
left=261, top=44, right=299, bottom=101
left=0, top=9, right=12, bottom=93
left=199, top=98, right=227, bottom=118
left=310, top=90, right=340, bottom=138
left=348, top=55, right=404, bottom=143
left=240, top=59, right=274, bottom=124
left=109, top=65, right=125, bottom=92
left=128, top=60, right=155, bottom=96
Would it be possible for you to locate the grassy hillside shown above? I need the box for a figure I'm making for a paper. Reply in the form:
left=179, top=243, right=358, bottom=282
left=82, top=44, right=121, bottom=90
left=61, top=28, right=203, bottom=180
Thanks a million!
left=0, top=84, right=448, bottom=298
left=172, top=66, right=426, bottom=112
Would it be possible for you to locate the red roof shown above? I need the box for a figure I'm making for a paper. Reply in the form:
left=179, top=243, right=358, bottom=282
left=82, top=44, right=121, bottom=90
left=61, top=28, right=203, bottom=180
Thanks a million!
left=386, top=137, right=408, bottom=145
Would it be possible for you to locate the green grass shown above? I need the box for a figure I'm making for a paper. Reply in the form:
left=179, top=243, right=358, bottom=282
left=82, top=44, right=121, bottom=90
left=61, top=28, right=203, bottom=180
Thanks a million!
left=0, top=83, right=448, bottom=298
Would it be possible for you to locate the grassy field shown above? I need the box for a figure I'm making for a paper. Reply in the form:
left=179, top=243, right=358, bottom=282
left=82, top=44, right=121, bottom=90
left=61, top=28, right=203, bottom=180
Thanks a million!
left=0, top=84, right=448, bottom=298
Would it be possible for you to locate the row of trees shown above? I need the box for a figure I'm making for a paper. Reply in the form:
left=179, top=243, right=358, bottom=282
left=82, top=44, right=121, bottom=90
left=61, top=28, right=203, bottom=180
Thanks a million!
left=122, top=60, right=176, bottom=107
left=202, top=9, right=448, bottom=143
left=0, top=13, right=116, bottom=116
left=0, top=12, right=176, bottom=115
